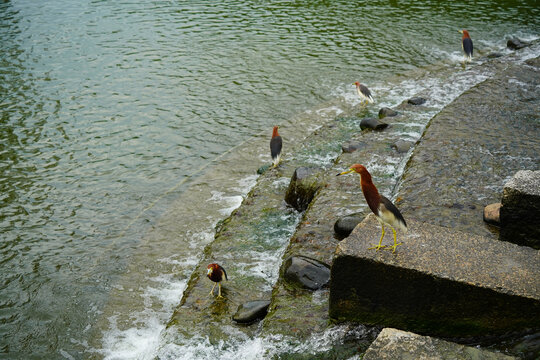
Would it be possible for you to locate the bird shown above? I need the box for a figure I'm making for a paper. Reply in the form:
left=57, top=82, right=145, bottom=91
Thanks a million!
left=337, top=164, right=407, bottom=253
left=354, top=81, right=374, bottom=106
left=270, top=126, right=282, bottom=167
left=207, top=263, right=228, bottom=298
left=459, top=29, right=473, bottom=62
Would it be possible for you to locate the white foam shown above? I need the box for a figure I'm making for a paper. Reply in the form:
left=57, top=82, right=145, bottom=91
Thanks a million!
left=232, top=250, right=286, bottom=286
left=233, top=174, right=259, bottom=194
left=315, top=105, right=344, bottom=118
left=271, top=176, right=291, bottom=189
left=99, top=275, right=188, bottom=360
left=156, top=324, right=371, bottom=360
left=207, top=191, right=243, bottom=215
left=364, top=158, right=398, bottom=177
left=298, top=152, right=337, bottom=166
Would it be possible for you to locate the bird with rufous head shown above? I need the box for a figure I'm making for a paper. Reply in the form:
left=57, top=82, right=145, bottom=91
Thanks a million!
left=207, top=263, right=228, bottom=298
left=337, top=164, right=407, bottom=253
left=354, top=81, right=374, bottom=106
left=459, top=29, right=473, bottom=62
left=270, top=126, right=282, bottom=167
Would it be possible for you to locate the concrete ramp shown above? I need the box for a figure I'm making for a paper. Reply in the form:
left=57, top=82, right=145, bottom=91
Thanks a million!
left=330, top=214, right=540, bottom=337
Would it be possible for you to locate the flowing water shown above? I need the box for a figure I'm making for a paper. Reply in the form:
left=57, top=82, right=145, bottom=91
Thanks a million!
left=0, top=0, right=539, bottom=358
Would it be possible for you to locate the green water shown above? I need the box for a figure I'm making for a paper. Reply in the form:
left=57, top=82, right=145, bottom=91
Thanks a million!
left=0, top=0, right=538, bottom=358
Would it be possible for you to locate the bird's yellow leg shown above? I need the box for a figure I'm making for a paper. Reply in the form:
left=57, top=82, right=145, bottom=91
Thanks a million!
left=217, top=283, right=224, bottom=299
left=209, top=283, right=217, bottom=297
left=368, top=224, right=386, bottom=251
left=385, top=226, right=403, bottom=253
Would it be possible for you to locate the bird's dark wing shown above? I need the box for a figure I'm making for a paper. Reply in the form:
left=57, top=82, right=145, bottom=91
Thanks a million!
left=380, top=195, right=407, bottom=229
left=270, top=136, right=282, bottom=160
left=359, top=84, right=372, bottom=99
left=220, top=266, right=228, bottom=281
left=462, top=38, right=473, bottom=57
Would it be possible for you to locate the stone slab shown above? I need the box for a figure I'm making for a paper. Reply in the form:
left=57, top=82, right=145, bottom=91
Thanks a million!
left=330, top=214, right=540, bottom=337
left=363, top=328, right=516, bottom=360
left=500, top=170, right=540, bottom=249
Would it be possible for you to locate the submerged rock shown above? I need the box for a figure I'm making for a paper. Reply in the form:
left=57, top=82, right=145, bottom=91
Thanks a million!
left=341, top=141, right=365, bottom=153
left=407, top=97, right=426, bottom=105
left=391, top=140, right=414, bottom=153
left=360, top=117, right=388, bottom=131
left=334, top=213, right=365, bottom=239
left=378, top=107, right=398, bottom=119
left=483, top=203, right=501, bottom=226
left=364, top=328, right=517, bottom=360
left=487, top=52, right=504, bottom=59
left=507, top=37, right=530, bottom=50
left=257, top=164, right=271, bottom=174
left=232, top=300, right=271, bottom=324
left=283, top=255, right=330, bottom=290
left=284, top=167, right=325, bottom=212
left=500, top=170, right=540, bottom=249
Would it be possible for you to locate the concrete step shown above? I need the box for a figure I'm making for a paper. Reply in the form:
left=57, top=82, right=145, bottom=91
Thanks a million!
left=330, top=214, right=540, bottom=338
left=364, top=328, right=516, bottom=360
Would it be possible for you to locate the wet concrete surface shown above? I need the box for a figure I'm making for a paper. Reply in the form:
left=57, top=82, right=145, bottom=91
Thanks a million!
left=397, top=56, right=540, bottom=239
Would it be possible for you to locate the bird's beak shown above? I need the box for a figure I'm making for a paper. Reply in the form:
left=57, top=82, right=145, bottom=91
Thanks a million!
left=337, top=169, right=354, bottom=176
left=207, top=268, right=212, bottom=275
left=458, top=30, right=463, bottom=34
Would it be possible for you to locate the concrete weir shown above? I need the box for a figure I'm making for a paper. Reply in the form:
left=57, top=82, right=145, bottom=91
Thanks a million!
left=330, top=214, right=540, bottom=337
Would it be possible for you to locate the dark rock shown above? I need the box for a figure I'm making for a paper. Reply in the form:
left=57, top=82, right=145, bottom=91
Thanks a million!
left=334, top=213, right=365, bottom=239
left=511, top=332, right=540, bottom=360
left=257, top=164, right=271, bottom=174
left=391, top=140, right=414, bottom=153
left=507, top=37, right=530, bottom=50
left=378, top=107, right=399, bottom=119
left=407, top=97, right=426, bottom=105
left=330, top=214, right=540, bottom=337
left=341, top=141, right=365, bottom=153
left=500, top=170, right=540, bottom=249
left=360, top=117, right=388, bottom=131
left=364, top=328, right=517, bottom=360
left=232, top=300, right=271, bottom=324
left=283, top=255, right=330, bottom=290
left=487, top=52, right=504, bottom=59
left=483, top=203, right=501, bottom=226
left=284, top=167, right=325, bottom=212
